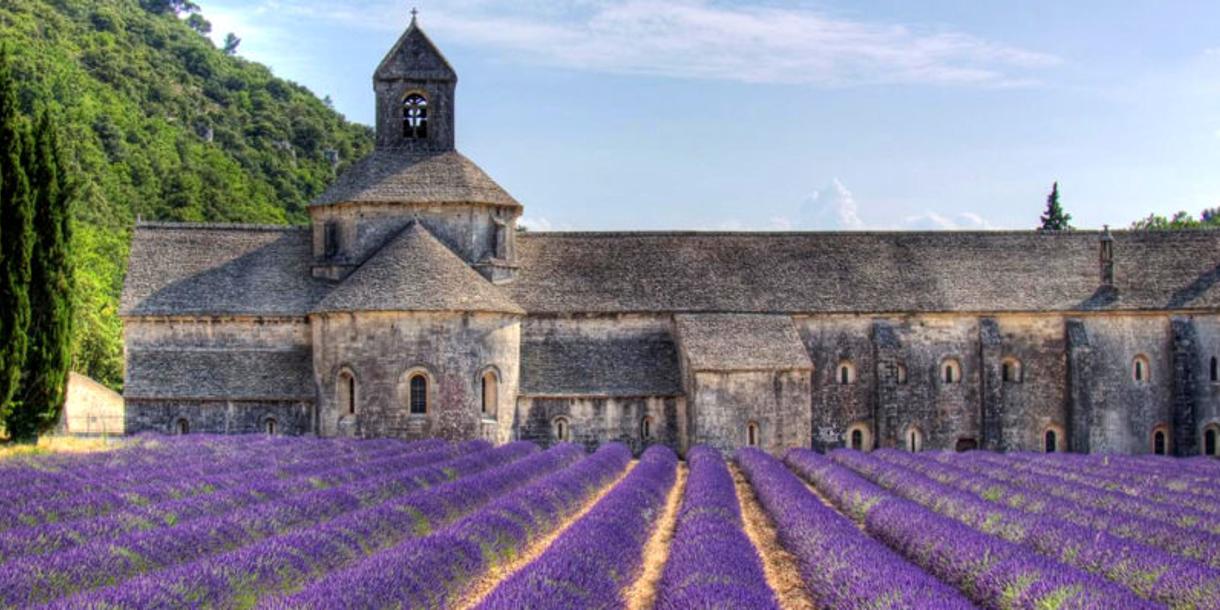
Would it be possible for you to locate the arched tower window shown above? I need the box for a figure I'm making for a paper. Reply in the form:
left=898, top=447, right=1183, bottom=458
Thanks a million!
left=641, top=416, right=654, bottom=440
left=402, top=93, right=428, bottom=139
left=265, top=418, right=277, bottom=436
left=746, top=421, right=760, bottom=447
left=1152, top=425, right=1169, bottom=455
left=1210, top=357, right=1218, bottom=383
left=175, top=418, right=189, bottom=435
left=338, top=369, right=357, bottom=416
left=845, top=422, right=871, bottom=451
left=1001, top=358, right=1023, bottom=383
left=1204, top=424, right=1218, bottom=457
left=941, top=358, right=962, bottom=384
left=905, top=426, right=924, bottom=452
left=553, top=416, right=571, bottom=442
left=1044, top=429, right=1058, bottom=453
left=481, top=370, right=498, bottom=418
left=1133, top=355, right=1150, bottom=384
left=409, top=373, right=429, bottom=415
left=837, top=361, right=856, bottom=385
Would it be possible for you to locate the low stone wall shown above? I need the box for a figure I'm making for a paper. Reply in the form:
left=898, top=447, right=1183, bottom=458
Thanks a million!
left=60, top=373, right=126, bottom=436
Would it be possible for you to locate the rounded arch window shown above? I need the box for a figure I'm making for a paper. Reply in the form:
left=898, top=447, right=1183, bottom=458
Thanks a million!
left=746, top=421, right=761, bottom=447
left=1001, top=358, right=1023, bottom=383
left=402, top=93, right=428, bottom=139
left=941, top=358, right=962, bottom=384
left=337, top=368, right=357, bottom=416
left=895, top=362, right=908, bottom=385
left=641, top=415, right=655, bottom=440
left=845, top=422, right=871, bottom=451
left=175, top=418, right=189, bottom=435
left=1152, top=425, right=1170, bottom=455
left=837, top=361, right=856, bottom=385
left=480, top=369, right=499, bottom=418
left=1203, top=424, right=1219, bottom=457
left=552, top=416, right=571, bottom=442
left=1043, top=425, right=1065, bottom=453
left=265, top=418, right=278, bottom=436
left=409, top=373, right=429, bottom=415
left=905, top=426, right=924, bottom=452
left=1132, top=355, right=1151, bottom=384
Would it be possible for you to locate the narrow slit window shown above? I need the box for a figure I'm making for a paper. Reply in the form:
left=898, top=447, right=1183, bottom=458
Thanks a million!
left=641, top=416, right=654, bottom=440
left=265, top=418, right=277, bottom=435
left=747, top=422, right=760, bottom=447
left=1153, top=429, right=1167, bottom=455
left=481, top=371, right=497, bottom=417
left=1133, top=356, right=1150, bottom=383
left=176, top=418, right=189, bottom=435
left=409, top=374, right=428, bottom=415
left=1205, top=427, right=1217, bottom=456
left=1044, top=429, right=1057, bottom=453
left=553, top=417, right=570, bottom=442
left=1211, top=357, right=1217, bottom=383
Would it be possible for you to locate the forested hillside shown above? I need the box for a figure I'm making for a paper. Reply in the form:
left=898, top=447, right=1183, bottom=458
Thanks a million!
left=0, top=0, right=374, bottom=389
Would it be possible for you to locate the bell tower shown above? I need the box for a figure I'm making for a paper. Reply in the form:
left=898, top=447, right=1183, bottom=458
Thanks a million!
left=373, top=13, right=456, bottom=151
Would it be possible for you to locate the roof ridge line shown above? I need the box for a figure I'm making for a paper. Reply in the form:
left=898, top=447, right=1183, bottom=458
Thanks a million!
left=135, top=221, right=307, bottom=232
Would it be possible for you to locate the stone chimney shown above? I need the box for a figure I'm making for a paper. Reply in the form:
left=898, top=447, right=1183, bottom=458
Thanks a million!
left=1099, top=225, right=1114, bottom=287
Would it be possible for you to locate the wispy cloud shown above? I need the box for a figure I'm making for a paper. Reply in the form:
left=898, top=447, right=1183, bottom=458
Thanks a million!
left=800, top=179, right=865, bottom=229
left=224, top=0, right=1058, bottom=87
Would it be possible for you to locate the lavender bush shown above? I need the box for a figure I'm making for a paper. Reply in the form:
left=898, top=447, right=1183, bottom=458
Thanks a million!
left=270, top=442, right=632, bottom=609
left=653, top=446, right=778, bottom=610
left=475, top=444, right=678, bottom=610
left=787, top=449, right=1158, bottom=610
left=738, top=447, right=971, bottom=610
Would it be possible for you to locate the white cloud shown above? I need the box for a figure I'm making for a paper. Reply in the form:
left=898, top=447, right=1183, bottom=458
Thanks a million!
left=519, top=216, right=555, bottom=231
left=800, top=179, right=865, bottom=230
left=901, top=211, right=996, bottom=230
left=231, top=0, right=1058, bottom=87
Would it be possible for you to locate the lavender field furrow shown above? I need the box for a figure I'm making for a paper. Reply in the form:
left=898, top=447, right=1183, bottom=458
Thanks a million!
left=474, top=444, right=679, bottom=610
left=654, top=447, right=778, bottom=610
left=958, top=451, right=1220, bottom=516
left=741, top=448, right=972, bottom=610
left=269, top=443, right=632, bottom=609
left=874, top=449, right=1220, bottom=569
left=0, top=440, right=526, bottom=606
left=3, top=435, right=1216, bottom=608
left=826, top=450, right=1220, bottom=609
left=54, top=443, right=588, bottom=609
left=929, top=450, right=1220, bottom=534
left=788, top=449, right=1158, bottom=610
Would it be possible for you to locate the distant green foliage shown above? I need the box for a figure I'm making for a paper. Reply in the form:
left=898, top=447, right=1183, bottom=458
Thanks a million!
left=1130, top=208, right=1220, bottom=231
left=0, top=47, right=35, bottom=424
left=1038, top=182, right=1073, bottom=231
left=222, top=33, right=240, bottom=56
left=0, top=0, right=374, bottom=390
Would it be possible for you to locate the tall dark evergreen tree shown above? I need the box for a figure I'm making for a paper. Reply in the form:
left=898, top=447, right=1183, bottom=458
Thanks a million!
left=1039, top=181, right=1073, bottom=231
left=10, top=110, right=74, bottom=441
left=0, top=48, right=34, bottom=428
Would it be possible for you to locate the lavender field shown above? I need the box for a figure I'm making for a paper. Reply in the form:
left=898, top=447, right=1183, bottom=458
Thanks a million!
left=0, top=436, right=1216, bottom=609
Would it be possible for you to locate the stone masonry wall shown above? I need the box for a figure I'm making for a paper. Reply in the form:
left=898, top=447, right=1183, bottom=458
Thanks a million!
left=687, top=370, right=811, bottom=456
left=125, top=399, right=312, bottom=435
left=516, top=396, right=685, bottom=456
left=313, top=311, right=520, bottom=443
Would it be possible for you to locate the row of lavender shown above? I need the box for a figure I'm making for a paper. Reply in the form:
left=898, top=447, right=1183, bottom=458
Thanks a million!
left=0, top=436, right=501, bottom=606
left=784, top=447, right=1220, bottom=610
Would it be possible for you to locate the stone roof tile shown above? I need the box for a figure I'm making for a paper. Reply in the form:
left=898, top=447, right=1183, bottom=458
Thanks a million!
left=675, top=314, right=812, bottom=372
left=520, top=333, right=682, bottom=396
left=121, top=224, right=330, bottom=317
left=125, top=349, right=314, bottom=401
left=314, top=222, right=524, bottom=315
left=311, top=150, right=519, bottom=208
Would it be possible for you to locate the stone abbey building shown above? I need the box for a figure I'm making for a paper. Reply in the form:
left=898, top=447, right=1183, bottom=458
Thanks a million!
left=121, top=19, right=1220, bottom=458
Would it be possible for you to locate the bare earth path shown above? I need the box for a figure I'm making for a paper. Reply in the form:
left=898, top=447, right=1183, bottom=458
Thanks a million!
left=455, top=460, right=638, bottom=610
left=624, top=463, right=688, bottom=610
left=731, top=464, right=818, bottom=610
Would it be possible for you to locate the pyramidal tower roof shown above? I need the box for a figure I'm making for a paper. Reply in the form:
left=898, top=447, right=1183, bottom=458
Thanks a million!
left=374, top=13, right=456, bottom=83
left=315, top=222, right=524, bottom=315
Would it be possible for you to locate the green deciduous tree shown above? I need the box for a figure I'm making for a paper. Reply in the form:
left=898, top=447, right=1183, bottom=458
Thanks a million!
left=222, top=33, right=241, bottom=56
left=0, top=47, right=34, bottom=427
left=1039, top=181, right=1073, bottom=231
left=10, top=110, right=74, bottom=441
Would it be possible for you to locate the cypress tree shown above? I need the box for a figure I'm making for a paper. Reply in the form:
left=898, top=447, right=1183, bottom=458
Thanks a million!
left=0, top=48, right=34, bottom=431
left=1039, top=181, right=1073, bottom=231
left=10, top=110, right=74, bottom=441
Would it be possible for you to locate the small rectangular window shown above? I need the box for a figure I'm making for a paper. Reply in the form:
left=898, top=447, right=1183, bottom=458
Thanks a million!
left=324, top=222, right=339, bottom=258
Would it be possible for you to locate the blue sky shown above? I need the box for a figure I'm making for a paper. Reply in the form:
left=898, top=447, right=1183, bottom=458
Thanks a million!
left=202, top=1, right=1220, bottom=231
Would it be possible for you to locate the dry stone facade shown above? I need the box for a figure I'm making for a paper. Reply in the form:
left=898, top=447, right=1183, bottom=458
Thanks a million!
left=119, top=18, right=1220, bottom=457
